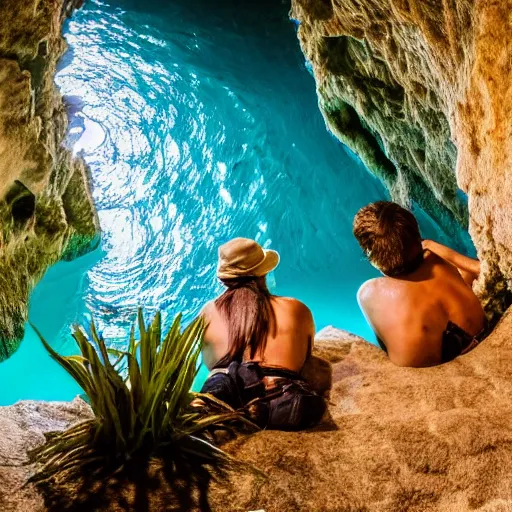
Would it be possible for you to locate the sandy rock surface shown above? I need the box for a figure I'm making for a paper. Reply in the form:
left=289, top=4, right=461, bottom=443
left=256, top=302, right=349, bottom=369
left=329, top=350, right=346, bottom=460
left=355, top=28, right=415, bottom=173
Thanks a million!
left=209, top=312, right=512, bottom=511
left=4, top=316, right=512, bottom=510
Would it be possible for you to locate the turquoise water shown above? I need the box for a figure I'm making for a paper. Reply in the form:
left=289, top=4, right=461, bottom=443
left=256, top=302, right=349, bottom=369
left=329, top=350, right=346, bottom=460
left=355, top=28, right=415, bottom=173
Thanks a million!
left=0, top=0, right=450, bottom=405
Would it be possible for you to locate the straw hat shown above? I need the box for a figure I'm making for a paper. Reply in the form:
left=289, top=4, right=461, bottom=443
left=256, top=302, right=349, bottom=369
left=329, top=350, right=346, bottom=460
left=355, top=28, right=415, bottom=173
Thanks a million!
left=217, top=237, right=280, bottom=279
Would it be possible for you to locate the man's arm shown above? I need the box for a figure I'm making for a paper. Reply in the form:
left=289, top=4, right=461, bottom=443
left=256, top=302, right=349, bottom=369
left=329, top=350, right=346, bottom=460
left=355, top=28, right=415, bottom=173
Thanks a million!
left=356, top=280, right=381, bottom=338
left=422, top=239, right=480, bottom=278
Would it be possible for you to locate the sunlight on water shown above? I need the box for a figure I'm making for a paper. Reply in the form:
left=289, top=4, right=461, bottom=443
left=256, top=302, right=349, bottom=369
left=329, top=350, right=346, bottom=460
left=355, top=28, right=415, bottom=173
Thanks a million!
left=0, top=0, right=415, bottom=404
left=56, top=0, right=389, bottom=334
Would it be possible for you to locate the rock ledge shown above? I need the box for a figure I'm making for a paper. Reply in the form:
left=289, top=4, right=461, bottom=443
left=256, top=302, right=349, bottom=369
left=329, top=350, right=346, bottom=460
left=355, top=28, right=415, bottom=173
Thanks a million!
left=3, top=314, right=512, bottom=510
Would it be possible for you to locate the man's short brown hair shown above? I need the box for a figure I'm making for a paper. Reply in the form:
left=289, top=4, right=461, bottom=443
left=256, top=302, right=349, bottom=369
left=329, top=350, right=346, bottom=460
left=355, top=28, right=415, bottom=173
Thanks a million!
left=353, top=201, right=422, bottom=276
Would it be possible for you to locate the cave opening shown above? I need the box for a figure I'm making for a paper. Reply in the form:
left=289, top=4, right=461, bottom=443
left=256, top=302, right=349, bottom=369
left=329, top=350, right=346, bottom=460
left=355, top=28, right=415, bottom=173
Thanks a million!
left=0, top=0, right=456, bottom=404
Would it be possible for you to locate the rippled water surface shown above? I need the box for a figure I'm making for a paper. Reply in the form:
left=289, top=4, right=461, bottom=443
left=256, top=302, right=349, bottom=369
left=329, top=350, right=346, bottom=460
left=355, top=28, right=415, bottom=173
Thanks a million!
left=1, top=0, right=419, bottom=404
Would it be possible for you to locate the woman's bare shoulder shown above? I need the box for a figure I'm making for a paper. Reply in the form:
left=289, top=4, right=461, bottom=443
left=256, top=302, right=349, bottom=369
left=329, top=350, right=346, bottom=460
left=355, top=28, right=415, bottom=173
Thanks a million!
left=273, top=296, right=312, bottom=317
left=200, top=300, right=217, bottom=319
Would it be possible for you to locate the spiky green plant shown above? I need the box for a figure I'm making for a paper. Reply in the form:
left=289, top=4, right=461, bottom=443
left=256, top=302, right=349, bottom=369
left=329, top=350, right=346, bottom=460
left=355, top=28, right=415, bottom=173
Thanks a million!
left=29, top=309, right=245, bottom=486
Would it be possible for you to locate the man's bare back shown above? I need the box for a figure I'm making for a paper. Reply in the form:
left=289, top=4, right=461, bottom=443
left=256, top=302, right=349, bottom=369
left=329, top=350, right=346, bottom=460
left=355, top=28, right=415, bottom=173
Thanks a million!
left=353, top=202, right=486, bottom=368
left=358, top=249, right=485, bottom=367
left=202, top=296, right=314, bottom=372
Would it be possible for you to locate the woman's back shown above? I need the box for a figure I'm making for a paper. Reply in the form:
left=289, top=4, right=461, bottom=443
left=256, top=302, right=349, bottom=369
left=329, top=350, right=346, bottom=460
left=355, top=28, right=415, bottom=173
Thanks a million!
left=198, top=237, right=326, bottom=431
left=202, top=296, right=314, bottom=373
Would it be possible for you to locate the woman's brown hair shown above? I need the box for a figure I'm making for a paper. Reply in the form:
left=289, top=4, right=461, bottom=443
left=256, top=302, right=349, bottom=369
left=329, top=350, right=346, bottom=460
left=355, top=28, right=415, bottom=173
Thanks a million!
left=353, top=201, right=422, bottom=276
left=215, top=276, right=276, bottom=364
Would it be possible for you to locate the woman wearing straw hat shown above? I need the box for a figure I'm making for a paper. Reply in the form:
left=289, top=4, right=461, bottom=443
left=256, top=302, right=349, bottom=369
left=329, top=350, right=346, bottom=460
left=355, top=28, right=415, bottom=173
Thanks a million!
left=199, top=237, right=326, bottom=430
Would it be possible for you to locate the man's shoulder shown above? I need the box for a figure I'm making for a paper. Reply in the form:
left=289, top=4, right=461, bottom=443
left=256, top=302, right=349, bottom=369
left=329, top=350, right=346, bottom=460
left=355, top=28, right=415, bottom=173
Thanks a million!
left=357, top=277, right=387, bottom=303
left=358, top=276, right=414, bottom=306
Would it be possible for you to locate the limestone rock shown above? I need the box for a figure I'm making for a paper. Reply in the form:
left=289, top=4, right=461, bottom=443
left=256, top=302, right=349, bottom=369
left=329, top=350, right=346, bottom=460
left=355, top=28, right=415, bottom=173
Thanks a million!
left=291, top=0, right=512, bottom=316
left=316, top=325, right=365, bottom=344
left=5, top=318, right=512, bottom=510
left=0, top=397, right=93, bottom=512
left=0, top=0, right=98, bottom=360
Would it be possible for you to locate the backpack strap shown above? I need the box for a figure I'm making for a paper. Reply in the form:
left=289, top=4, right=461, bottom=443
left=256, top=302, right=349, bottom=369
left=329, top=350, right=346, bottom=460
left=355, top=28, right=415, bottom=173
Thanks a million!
left=231, top=362, right=265, bottom=403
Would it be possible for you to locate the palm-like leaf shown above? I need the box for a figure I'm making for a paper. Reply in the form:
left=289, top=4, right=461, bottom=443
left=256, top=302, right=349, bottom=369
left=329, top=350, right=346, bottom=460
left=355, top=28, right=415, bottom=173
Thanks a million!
left=29, top=309, right=249, bottom=485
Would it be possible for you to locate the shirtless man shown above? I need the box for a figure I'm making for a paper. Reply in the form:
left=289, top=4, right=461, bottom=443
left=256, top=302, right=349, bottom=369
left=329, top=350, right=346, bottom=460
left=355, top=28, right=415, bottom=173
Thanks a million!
left=199, top=237, right=325, bottom=430
left=353, top=201, right=486, bottom=367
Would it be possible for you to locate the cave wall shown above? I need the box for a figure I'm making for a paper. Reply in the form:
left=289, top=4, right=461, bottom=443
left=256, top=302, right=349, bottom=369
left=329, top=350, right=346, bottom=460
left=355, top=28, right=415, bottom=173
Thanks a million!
left=291, top=0, right=511, bottom=316
left=0, top=0, right=98, bottom=360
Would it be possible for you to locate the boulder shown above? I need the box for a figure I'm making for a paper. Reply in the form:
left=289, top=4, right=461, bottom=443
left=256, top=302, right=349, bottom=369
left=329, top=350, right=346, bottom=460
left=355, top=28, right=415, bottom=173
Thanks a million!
left=0, top=397, right=93, bottom=512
